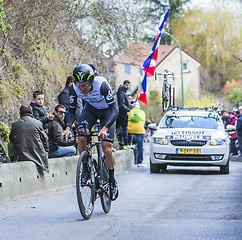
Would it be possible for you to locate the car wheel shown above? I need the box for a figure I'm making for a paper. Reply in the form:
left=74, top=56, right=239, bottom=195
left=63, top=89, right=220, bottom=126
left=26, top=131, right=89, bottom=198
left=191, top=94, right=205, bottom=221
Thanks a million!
left=160, top=164, right=167, bottom=170
left=220, top=160, right=229, bottom=174
left=150, top=158, right=160, bottom=173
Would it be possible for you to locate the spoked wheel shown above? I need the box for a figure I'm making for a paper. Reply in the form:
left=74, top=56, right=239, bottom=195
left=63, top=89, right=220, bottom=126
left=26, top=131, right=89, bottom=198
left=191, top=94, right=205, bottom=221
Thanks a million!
left=100, top=156, right=111, bottom=213
left=76, top=152, right=95, bottom=220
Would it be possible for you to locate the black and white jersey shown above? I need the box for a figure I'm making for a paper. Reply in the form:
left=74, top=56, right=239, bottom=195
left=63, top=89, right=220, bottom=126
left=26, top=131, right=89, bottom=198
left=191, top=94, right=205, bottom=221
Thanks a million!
left=73, top=76, right=115, bottom=109
left=66, top=76, right=118, bottom=128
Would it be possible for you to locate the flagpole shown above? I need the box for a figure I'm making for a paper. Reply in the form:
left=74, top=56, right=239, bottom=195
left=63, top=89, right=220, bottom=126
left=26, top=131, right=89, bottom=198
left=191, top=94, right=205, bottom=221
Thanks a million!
left=163, top=31, right=184, bottom=108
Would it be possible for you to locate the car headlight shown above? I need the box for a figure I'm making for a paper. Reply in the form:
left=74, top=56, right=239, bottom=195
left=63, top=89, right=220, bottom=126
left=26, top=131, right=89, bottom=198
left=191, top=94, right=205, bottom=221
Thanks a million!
left=209, top=139, right=225, bottom=146
left=153, top=137, right=168, bottom=145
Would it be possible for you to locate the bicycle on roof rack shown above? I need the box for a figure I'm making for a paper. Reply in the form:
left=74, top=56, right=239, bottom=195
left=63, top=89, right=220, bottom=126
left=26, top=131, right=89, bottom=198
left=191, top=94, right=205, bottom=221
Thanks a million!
left=75, top=120, right=111, bottom=220
left=155, top=69, right=175, bottom=112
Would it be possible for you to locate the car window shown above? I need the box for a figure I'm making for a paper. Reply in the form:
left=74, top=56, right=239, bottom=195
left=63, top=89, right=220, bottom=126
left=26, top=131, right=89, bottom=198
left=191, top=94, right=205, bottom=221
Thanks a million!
left=159, top=115, right=223, bottom=129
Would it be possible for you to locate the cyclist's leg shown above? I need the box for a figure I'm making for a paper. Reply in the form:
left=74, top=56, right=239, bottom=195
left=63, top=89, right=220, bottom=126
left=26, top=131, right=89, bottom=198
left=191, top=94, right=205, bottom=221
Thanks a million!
left=77, top=104, right=96, bottom=185
left=77, top=103, right=97, bottom=154
left=102, top=141, right=115, bottom=170
left=102, top=122, right=119, bottom=201
left=96, top=109, right=118, bottom=200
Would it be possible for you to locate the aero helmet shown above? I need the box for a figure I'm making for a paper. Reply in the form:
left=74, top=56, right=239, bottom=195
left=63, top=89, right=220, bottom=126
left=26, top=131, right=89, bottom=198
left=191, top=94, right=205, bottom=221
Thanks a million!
left=73, top=64, right=95, bottom=83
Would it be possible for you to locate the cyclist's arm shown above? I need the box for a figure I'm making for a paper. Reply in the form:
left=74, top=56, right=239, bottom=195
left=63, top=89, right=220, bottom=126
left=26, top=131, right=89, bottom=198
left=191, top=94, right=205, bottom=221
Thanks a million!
left=65, top=107, right=76, bottom=128
left=100, top=81, right=119, bottom=129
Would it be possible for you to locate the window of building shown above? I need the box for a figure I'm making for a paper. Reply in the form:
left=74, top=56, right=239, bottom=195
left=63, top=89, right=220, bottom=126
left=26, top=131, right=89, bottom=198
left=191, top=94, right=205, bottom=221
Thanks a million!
left=139, top=67, right=143, bottom=76
left=183, top=62, right=190, bottom=72
left=125, top=64, right=131, bottom=74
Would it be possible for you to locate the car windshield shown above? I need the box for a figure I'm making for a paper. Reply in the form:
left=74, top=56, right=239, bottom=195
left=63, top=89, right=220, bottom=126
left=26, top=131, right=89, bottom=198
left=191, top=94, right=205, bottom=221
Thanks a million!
left=159, top=115, right=223, bottom=129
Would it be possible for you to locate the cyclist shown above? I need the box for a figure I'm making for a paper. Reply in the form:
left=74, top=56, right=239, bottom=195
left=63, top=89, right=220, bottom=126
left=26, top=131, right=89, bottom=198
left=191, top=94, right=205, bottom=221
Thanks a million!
left=65, top=64, right=119, bottom=201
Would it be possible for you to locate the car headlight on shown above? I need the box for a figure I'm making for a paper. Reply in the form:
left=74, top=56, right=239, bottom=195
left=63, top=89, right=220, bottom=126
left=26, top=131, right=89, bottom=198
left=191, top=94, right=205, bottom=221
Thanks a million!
left=153, top=137, right=168, bottom=145
left=209, top=139, right=225, bottom=146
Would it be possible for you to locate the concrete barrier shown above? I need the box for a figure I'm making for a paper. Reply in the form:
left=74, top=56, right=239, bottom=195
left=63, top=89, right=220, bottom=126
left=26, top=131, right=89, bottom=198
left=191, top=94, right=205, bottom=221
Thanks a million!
left=0, top=149, right=134, bottom=201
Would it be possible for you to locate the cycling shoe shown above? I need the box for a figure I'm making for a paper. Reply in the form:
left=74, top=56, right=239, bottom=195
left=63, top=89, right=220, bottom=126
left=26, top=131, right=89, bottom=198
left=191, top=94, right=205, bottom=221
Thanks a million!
left=109, top=180, right=119, bottom=201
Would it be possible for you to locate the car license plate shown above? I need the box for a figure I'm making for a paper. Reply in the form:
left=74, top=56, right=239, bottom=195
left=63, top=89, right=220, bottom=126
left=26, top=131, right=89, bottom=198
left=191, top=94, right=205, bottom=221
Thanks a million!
left=176, top=148, right=201, bottom=154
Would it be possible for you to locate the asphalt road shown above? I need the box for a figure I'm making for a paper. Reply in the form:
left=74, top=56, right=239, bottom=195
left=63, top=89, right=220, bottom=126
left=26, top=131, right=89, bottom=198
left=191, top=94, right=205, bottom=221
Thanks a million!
left=1, top=143, right=242, bottom=240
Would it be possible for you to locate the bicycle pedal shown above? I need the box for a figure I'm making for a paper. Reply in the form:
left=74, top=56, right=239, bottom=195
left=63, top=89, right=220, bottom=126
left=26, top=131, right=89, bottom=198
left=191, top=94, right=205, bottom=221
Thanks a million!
left=101, top=182, right=109, bottom=192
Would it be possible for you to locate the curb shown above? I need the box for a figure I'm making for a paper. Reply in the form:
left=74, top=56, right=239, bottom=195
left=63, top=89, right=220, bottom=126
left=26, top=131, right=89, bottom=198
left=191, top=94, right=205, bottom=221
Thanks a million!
left=0, top=149, right=134, bottom=202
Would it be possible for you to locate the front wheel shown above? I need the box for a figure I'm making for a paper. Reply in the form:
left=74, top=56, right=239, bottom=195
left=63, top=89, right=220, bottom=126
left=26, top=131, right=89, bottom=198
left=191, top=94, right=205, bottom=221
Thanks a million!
left=76, top=152, right=95, bottom=220
left=100, top=156, right=111, bottom=213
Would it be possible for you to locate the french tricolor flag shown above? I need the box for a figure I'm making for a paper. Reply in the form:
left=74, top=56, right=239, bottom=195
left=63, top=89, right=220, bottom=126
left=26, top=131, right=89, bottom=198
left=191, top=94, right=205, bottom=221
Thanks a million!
left=138, top=9, right=170, bottom=106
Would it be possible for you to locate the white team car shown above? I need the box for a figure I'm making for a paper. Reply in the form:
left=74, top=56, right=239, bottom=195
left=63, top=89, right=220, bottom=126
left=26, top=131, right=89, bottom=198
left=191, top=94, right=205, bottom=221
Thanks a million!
left=149, top=109, right=230, bottom=174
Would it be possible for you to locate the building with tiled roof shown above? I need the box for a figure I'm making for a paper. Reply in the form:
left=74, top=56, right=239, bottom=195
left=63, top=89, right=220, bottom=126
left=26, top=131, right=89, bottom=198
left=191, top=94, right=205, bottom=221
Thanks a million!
left=114, top=43, right=201, bottom=106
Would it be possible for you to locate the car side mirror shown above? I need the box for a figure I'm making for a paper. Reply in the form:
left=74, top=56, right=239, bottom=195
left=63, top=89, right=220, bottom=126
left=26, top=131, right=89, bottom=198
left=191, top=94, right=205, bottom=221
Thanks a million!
left=148, top=123, right=157, bottom=130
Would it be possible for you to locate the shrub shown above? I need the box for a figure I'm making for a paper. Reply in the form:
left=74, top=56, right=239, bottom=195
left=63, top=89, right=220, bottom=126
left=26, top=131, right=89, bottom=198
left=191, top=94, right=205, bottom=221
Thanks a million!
left=0, top=121, right=10, bottom=142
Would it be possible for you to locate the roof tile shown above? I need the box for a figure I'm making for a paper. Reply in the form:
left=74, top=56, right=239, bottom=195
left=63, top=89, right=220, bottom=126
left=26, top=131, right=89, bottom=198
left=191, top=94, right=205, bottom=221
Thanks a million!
left=114, top=43, right=176, bottom=66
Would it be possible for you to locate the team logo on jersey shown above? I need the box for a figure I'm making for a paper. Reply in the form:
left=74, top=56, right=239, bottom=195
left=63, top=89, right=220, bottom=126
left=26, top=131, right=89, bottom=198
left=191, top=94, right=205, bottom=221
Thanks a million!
left=70, top=95, right=75, bottom=104
left=106, top=90, right=113, bottom=101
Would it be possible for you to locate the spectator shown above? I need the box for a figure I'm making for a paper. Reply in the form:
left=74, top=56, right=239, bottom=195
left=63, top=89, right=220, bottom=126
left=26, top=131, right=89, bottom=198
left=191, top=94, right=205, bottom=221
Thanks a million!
left=127, top=102, right=146, bottom=167
left=127, top=95, right=134, bottom=146
left=8, top=104, right=48, bottom=170
left=144, top=119, right=151, bottom=143
left=116, top=80, right=133, bottom=149
left=228, top=111, right=238, bottom=156
left=89, top=64, right=98, bottom=76
left=150, top=118, right=156, bottom=136
left=58, top=76, right=82, bottom=133
left=58, top=76, right=74, bottom=109
left=235, top=109, right=240, bottom=119
left=236, top=106, right=242, bottom=157
left=0, top=139, right=9, bottom=163
left=221, top=110, right=230, bottom=128
left=48, top=104, right=76, bottom=158
left=30, top=90, right=54, bottom=152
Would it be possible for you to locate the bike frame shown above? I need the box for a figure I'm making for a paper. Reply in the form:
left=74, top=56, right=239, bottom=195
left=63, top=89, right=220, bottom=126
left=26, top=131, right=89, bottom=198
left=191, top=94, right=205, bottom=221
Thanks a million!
left=155, top=71, right=175, bottom=112
left=77, top=122, right=109, bottom=194
left=76, top=120, right=111, bottom=219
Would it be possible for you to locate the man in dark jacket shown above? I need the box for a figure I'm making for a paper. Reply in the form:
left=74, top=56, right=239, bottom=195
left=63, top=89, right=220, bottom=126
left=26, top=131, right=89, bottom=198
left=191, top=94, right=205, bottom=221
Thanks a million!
left=59, top=76, right=83, bottom=130
left=221, top=110, right=230, bottom=128
left=116, top=80, right=133, bottom=149
left=48, top=104, right=76, bottom=158
left=58, top=76, right=74, bottom=109
left=8, top=104, right=48, bottom=170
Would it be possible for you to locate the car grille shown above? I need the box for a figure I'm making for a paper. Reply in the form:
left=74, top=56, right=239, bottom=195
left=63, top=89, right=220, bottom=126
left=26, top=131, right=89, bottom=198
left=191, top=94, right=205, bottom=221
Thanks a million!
left=165, top=154, right=212, bottom=161
left=170, top=140, right=207, bottom=146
